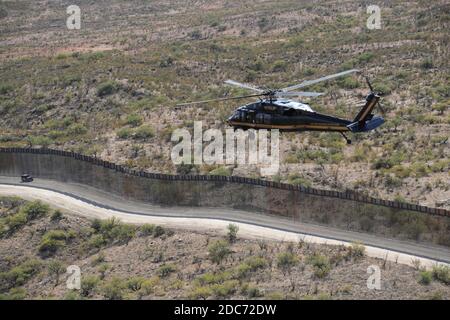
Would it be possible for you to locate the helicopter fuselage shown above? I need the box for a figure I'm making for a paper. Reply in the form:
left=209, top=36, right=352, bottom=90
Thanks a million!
left=227, top=99, right=352, bottom=132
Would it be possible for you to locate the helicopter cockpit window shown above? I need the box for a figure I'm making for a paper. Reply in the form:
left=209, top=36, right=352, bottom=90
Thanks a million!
left=262, top=105, right=278, bottom=113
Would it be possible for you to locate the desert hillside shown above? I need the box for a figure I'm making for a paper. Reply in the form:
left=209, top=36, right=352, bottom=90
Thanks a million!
left=0, top=197, right=449, bottom=300
left=0, top=0, right=449, bottom=208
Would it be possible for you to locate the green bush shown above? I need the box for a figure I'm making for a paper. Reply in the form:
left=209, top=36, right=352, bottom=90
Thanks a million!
left=288, top=174, right=312, bottom=187
left=0, top=259, right=42, bottom=291
left=47, top=260, right=65, bottom=284
left=420, top=58, right=433, bottom=69
left=272, top=60, right=287, bottom=72
left=236, top=256, right=267, bottom=279
left=419, top=271, right=432, bottom=285
left=307, top=254, right=331, bottom=279
left=212, top=280, right=239, bottom=297
left=188, top=286, right=212, bottom=300
left=90, top=217, right=136, bottom=246
left=0, top=287, right=27, bottom=300
left=134, top=125, right=154, bottom=140
left=97, top=81, right=118, bottom=97
left=227, top=223, right=239, bottom=243
left=347, top=242, right=366, bottom=260
left=126, top=277, right=145, bottom=291
left=50, top=210, right=63, bottom=221
left=81, top=275, right=100, bottom=297
left=0, top=84, right=13, bottom=95
left=153, top=225, right=165, bottom=237
left=125, top=114, right=143, bottom=127
left=276, top=252, right=298, bottom=275
left=158, top=264, right=176, bottom=278
left=138, top=278, right=159, bottom=297
left=431, top=265, right=450, bottom=285
left=208, top=240, right=231, bottom=264
left=1, top=201, right=49, bottom=236
left=116, top=127, right=133, bottom=139
left=39, top=230, right=72, bottom=256
left=22, top=201, right=49, bottom=220
left=67, top=123, right=88, bottom=136
left=209, top=166, right=232, bottom=176
left=139, top=224, right=155, bottom=236
left=102, top=277, right=126, bottom=300
left=195, top=271, right=233, bottom=286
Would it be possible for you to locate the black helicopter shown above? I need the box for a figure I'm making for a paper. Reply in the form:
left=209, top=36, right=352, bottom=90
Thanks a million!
left=177, top=69, right=385, bottom=144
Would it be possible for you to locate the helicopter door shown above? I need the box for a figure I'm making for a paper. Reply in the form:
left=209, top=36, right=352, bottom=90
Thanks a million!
left=248, top=110, right=256, bottom=123
left=263, top=114, right=272, bottom=124
left=256, top=113, right=264, bottom=124
left=239, top=111, right=246, bottom=121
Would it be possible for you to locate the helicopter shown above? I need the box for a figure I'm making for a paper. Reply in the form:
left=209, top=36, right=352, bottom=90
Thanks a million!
left=177, top=69, right=385, bottom=144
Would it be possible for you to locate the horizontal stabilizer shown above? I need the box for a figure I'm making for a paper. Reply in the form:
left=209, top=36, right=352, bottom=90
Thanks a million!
left=347, top=116, right=385, bottom=132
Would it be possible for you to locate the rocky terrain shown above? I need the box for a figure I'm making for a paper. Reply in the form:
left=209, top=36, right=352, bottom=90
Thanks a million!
left=0, top=197, right=449, bottom=300
left=0, top=0, right=449, bottom=209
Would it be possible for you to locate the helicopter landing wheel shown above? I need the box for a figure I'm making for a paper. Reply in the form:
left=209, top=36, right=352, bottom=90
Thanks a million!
left=340, top=132, right=352, bottom=145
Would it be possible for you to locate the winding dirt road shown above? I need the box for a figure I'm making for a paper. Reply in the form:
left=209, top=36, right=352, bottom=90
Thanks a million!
left=0, top=176, right=448, bottom=268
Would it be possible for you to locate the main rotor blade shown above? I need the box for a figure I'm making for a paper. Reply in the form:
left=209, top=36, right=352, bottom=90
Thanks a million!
left=225, top=80, right=264, bottom=93
left=176, top=93, right=264, bottom=107
left=276, top=91, right=324, bottom=97
left=281, top=69, right=360, bottom=92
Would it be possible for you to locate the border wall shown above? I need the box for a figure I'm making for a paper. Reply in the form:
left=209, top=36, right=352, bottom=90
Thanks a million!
left=1, top=148, right=449, bottom=247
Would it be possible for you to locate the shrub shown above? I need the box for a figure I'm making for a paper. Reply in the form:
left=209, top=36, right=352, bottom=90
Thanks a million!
left=90, top=217, right=136, bottom=245
left=126, top=277, right=145, bottom=291
left=88, top=234, right=107, bottom=249
left=227, top=224, right=239, bottom=243
left=0, top=287, right=28, bottom=300
left=97, top=81, right=117, bottom=97
left=209, top=166, right=231, bottom=176
left=125, top=114, right=143, bottom=127
left=188, top=286, right=212, bottom=300
left=139, top=224, right=155, bottom=236
left=81, top=275, right=100, bottom=297
left=420, top=58, right=433, bottom=69
left=158, top=264, right=176, bottom=278
left=212, top=280, right=239, bottom=297
left=288, top=174, right=312, bottom=187
left=0, top=84, right=13, bottom=95
left=102, top=277, right=126, bottom=300
left=47, top=260, right=65, bottom=285
left=39, top=230, right=70, bottom=256
left=347, top=242, right=366, bottom=260
left=153, top=225, right=165, bottom=237
left=276, top=252, right=299, bottom=277
left=138, top=277, right=159, bottom=297
left=195, top=271, right=233, bottom=286
left=307, top=254, right=331, bottom=279
left=208, top=240, right=231, bottom=264
left=431, top=265, right=450, bottom=285
left=21, top=200, right=49, bottom=220
left=67, top=123, right=88, bottom=135
left=246, top=286, right=262, bottom=298
left=272, top=60, right=287, bottom=72
left=134, top=125, right=154, bottom=140
left=116, top=127, right=132, bottom=139
left=64, top=290, right=82, bottom=300
left=236, top=257, right=267, bottom=279
left=50, top=210, right=63, bottom=222
left=419, top=271, right=432, bottom=285
left=0, top=259, right=42, bottom=290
